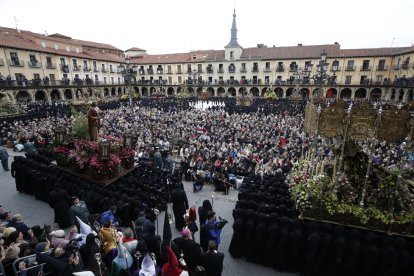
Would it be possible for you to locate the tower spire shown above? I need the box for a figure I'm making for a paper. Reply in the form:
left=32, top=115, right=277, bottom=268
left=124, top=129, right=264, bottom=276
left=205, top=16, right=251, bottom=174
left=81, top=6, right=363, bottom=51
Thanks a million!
left=225, top=9, right=241, bottom=48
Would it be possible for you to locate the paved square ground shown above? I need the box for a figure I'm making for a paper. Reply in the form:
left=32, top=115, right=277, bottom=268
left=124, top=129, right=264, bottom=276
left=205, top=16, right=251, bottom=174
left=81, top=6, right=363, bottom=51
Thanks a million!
left=0, top=148, right=297, bottom=276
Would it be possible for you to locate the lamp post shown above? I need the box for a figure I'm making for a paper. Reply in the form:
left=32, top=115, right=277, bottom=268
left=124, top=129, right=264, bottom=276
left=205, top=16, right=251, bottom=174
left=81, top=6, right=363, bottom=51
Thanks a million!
left=119, top=64, right=137, bottom=109
left=293, top=69, right=310, bottom=99
left=311, top=50, right=330, bottom=103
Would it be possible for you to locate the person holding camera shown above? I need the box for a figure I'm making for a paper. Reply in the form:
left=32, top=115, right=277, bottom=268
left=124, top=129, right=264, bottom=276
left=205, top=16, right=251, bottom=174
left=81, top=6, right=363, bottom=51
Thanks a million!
left=204, top=212, right=227, bottom=249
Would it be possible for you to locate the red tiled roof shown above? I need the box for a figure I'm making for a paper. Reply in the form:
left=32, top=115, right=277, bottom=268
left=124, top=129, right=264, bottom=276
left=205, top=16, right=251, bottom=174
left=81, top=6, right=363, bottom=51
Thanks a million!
left=338, top=47, right=409, bottom=58
left=240, top=44, right=342, bottom=60
left=0, top=27, right=125, bottom=63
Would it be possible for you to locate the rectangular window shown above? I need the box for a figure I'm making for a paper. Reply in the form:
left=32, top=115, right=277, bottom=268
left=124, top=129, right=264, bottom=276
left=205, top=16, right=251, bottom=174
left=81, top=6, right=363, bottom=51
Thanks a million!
left=265, top=62, right=270, bottom=70
left=111, top=77, right=114, bottom=84
left=54, top=44, right=59, bottom=50
left=345, top=76, right=352, bottom=84
left=167, top=65, right=172, bottom=74
left=187, top=64, right=191, bottom=73
left=33, top=73, right=40, bottom=79
left=104, top=77, right=107, bottom=84
left=60, top=57, right=66, bottom=65
left=177, top=65, right=182, bottom=74
left=41, top=41, right=46, bottom=48
left=197, top=64, right=202, bottom=72
left=178, top=76, right=182, bottom=84
left=109, top=64, right=113, bottom=73
left=346, top=60, right=354, bottom=70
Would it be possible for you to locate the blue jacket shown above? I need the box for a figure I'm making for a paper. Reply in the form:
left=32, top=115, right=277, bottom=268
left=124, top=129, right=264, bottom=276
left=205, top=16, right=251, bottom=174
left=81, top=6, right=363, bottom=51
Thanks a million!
left=100, top=210, right=118, bottom=226
left=205, top=219, right=222, bottom=245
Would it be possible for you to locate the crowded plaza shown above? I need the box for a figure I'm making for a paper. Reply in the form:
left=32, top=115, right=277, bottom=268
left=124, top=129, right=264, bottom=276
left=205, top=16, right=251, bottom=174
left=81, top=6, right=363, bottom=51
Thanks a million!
left=1, top=1, right=414, bottom=274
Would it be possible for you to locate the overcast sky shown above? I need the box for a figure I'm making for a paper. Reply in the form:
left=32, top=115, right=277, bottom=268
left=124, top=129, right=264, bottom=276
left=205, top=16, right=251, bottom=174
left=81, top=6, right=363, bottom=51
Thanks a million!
left=1, top=0, right=413, bottom=54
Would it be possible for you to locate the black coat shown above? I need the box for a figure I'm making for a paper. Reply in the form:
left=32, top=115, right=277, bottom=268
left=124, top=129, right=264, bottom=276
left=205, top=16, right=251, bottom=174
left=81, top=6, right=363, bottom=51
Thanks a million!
left=48, top=188, right=71, bottom=229
left=171, top=189, right=189, bottom=230
left=173, top=237, right=201, bottom=272
left=199, top=251, right=224, bottom=276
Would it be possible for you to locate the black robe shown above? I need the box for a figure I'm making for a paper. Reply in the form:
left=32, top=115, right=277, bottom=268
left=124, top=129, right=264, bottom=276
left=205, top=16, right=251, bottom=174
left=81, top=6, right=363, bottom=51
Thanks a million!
left=48, top=188, right=71, bottom=229
left=171, top=188, right=189, bottom=230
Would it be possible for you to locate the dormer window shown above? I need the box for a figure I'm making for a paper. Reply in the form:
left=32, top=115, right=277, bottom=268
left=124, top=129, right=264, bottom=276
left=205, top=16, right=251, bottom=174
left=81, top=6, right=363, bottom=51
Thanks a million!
left=66, top=46, right=70, bottom=52
left=54, top=44, right=59, bottom=50
left=230, top=51, right=234, bottom=59
left=41, top=41, right=46, bottom=48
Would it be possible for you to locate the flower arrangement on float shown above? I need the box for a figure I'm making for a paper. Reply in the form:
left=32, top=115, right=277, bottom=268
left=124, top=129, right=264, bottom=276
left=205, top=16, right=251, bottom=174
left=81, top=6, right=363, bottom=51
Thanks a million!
left=53, top=135, right=135, bottom=180
left=289, top=159, right=414, bottom=234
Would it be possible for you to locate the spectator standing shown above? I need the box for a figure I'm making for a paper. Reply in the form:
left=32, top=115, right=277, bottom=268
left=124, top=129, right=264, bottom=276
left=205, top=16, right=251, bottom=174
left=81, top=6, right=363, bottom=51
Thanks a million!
left=0, top=145, right=9, bottom=171
left=199, top=240, right=224, bottom=276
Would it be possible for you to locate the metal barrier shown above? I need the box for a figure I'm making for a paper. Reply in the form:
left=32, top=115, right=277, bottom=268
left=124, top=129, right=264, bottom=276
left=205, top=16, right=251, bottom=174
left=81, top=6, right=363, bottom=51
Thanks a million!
left=11, top=253, right=56, bottom=276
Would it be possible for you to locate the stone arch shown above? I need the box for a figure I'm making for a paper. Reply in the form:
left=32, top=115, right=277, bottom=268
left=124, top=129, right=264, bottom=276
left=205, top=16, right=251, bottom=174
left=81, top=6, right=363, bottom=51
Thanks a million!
left=207, top=87, right=215, bottom=97
left=286, top=87, right=295, bottom=97
left=390, top=89, right=396, bottom=101
left=75, top=88, right=83, bottom=99
left=326, top=88, right=338, bottom=99
left=35, top=90, right=46, bottom=101
left=369, top=88, right=382, bottom=101
left=301, top=88, right=310, bottom=99
left=196, top=87, right=204, bottom=94
left=228, top=87, right=236, bottom=97
left=150, top=87, right=157, bottom=96
left=340, top=88, right=352, bottom=99
left=167, top=87, right=175, bottom=96
left=217, top=87, right=226, bottom=96
left=50, top=90, right=60, bottom=101
left=64, top=89, right=73, bottom=100
left=260, top=87, right=268, bottom=97
left=398, top=88, right=405, bottom=101
left=133, top=87, right=139, bottom=93
left=142, top=87, right=149, bottom=97
left=238, top=87, right=247, bottom=97
left=312, top=88, right=323, bottom=98
left=275, top=87, right=283, bottom=98
left=405, top=89, right=414, bottom=102
left=104, top=88, right=109, bottom=96
left=250, top=87, right=260, bottom=97
left=0, top=91, right=14, bottom=103
left=187, top=87, right=194, bottom=95
left=16, top=90, right=32, bottom=103
left=110, top=87, right=116, bottom=96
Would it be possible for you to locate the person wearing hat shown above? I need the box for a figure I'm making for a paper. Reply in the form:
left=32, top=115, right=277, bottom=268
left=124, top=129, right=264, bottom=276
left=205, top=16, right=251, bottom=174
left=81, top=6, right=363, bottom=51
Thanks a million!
left=173, top=228, right=201, bottom=272
left=69, top=195, right=90, bottom=230
left=156, top=209, right=180, bottom=267
left=162, top=246, right=189, bottom=276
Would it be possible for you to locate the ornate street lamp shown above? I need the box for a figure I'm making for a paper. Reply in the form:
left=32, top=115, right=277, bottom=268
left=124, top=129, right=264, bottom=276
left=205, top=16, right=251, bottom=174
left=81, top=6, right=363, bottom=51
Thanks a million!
left=311, top=50, right=331, bottom=103
left=99, top=139, right=110, bottom=161
left=54, top=125, right=66, bottom=144
left=119, top=64, right=138, bottom=108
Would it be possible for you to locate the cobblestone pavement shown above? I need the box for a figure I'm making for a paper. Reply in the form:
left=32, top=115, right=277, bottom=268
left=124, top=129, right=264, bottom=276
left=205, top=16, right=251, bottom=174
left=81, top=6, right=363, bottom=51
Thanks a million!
left=0, top=148, right=297, bottom=275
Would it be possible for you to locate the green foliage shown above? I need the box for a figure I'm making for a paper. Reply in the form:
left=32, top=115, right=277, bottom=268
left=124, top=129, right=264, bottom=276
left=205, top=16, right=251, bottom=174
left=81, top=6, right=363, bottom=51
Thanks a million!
left=71, top=112, right=89, bottom=140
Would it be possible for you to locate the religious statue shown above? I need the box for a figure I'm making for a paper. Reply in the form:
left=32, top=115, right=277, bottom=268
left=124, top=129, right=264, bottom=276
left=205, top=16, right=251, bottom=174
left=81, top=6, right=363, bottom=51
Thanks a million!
left=87, top=102, right=100, bottom=141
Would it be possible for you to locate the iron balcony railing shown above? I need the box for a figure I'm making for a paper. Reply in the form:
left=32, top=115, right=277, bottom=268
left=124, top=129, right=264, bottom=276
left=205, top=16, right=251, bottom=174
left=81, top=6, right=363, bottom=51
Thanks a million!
left=46, top=63, right=56, bottom=69
left=28, top=61, right=42, bottom=68
left=376, top=65, right=388, bottom=71
left=8, top=59, right=24, bottom=67
left=360, top=65, right=372, bottom=71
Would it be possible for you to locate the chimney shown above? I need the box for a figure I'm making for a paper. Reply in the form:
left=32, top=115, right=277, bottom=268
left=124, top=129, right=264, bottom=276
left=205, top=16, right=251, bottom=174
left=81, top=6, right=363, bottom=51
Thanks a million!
left=298, top=43, right=302, bottom=47
left=334, top=42, right=340, bottom=45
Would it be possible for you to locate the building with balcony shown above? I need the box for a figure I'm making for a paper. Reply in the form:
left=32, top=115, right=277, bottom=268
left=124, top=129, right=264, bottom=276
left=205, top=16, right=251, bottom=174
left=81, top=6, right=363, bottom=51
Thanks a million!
left=0, top=10, right=413, bottom=103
